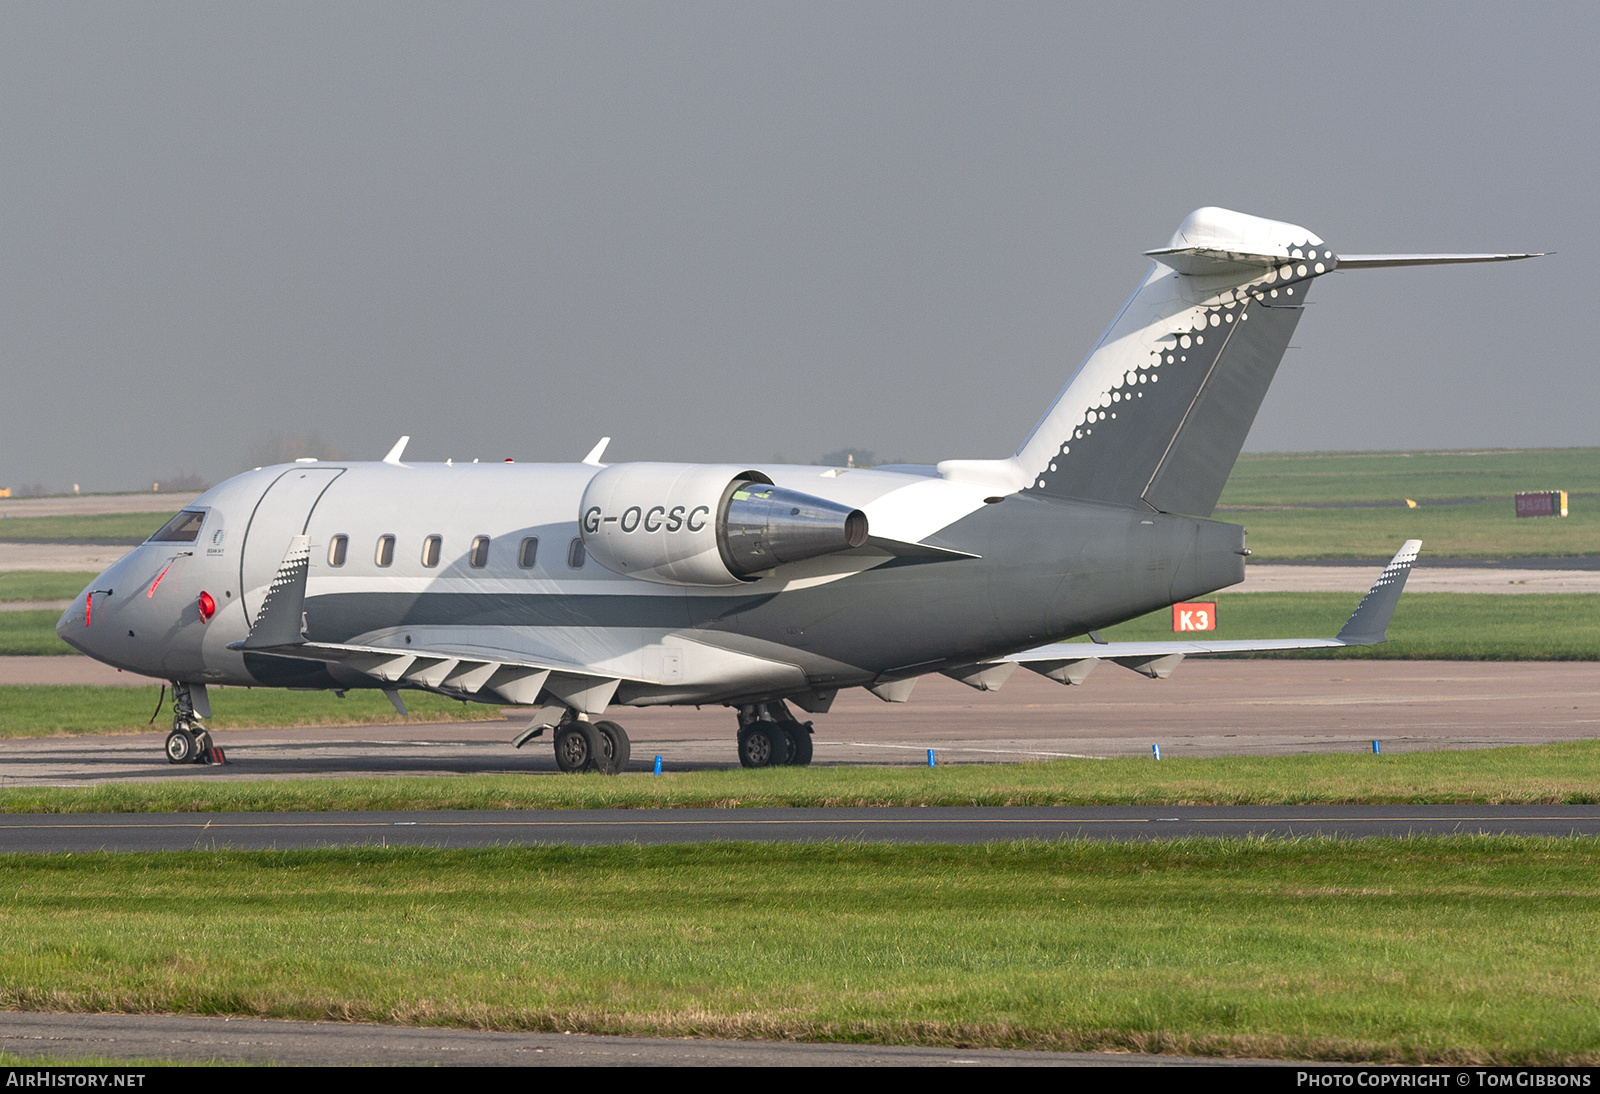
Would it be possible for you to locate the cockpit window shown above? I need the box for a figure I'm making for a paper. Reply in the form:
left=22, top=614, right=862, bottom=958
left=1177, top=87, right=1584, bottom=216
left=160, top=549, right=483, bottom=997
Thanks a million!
left=148, top=510, right=207, bottom=543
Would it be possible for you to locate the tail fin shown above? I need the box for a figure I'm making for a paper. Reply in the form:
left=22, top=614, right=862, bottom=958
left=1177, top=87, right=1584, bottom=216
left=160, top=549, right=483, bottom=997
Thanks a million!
left=1015, top=207, right=1322, bottom=516
left=936, top=208, right=1539, bottom=515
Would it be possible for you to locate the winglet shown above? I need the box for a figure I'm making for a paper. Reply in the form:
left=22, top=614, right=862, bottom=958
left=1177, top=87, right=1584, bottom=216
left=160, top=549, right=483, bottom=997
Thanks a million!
left=1335, top=539, right=1422, bottom=645
left=383, top=436, right=411, bottom=465
left=239, top=535, right=311, bottom=649
left=582, top=437, right=611, bottom=466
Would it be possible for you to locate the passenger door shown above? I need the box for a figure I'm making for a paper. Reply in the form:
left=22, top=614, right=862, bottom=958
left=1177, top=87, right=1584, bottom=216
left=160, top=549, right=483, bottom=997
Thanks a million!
left=238, top=467, right=346, bottom=623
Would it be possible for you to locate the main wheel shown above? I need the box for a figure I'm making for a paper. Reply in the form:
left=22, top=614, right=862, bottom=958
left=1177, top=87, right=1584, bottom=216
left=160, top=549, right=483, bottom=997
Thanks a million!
left=554, top=722, right=601, bottom=773
left=737, top=723, right=785, bottom=769
left=165, top=729, right=197, bottom=764
left=192, top=730, right=214, bottom=765
left=781, top=721, right=813, bottom=766
left=591, top=720, right=631, bottom=775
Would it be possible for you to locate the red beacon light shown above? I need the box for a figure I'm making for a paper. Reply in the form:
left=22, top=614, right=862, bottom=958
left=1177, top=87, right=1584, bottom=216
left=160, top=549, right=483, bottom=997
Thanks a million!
left=197, top=591, right=216, bottom=623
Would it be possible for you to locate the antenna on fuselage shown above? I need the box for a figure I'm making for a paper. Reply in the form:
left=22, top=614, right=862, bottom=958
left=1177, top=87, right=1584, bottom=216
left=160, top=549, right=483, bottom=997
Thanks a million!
left=582, top=437, right=611, bottom=466
left=382, top=436, right=410, bottom=465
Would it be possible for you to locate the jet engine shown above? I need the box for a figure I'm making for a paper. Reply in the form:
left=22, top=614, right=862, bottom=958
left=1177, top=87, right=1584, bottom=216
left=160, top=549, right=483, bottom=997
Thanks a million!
left=579, top=463, right=869, bottom=587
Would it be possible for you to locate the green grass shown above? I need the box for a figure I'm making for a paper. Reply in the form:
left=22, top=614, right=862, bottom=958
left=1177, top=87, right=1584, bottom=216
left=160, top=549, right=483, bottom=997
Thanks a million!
left=1221, top=448, right=1600, bottom=507
left=1088, top=591, right=1600, bottom=659
left=1233, top=499, right=1600, bottom=559
left=1215, top=449, right=1599, bottom=558
left=0, top=611, right=75, bottom=655
left=6, top=739, right=1600, bottom=813
left=1, top=840, right=1596, bottom=1063
left=0, top=511, right=177, bottom=543
left=0, top=685, right=506, bottom=739
left=0, top=1052, right=226, bottom=1067
left=0, top=572, right=96, bottom=602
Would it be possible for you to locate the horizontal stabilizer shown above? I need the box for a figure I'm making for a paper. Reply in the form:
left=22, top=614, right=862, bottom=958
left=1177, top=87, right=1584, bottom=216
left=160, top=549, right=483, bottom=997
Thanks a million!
left=1148, top=250, right=1547, bottom=275
left=1004, top=541, right=1421, bottom=680
left=1335, top=253, right=1546, bottom=269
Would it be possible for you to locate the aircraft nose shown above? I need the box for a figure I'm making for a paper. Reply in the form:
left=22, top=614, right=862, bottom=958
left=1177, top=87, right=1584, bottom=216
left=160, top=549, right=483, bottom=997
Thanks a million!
left=56, top=590, right=94, bottom=655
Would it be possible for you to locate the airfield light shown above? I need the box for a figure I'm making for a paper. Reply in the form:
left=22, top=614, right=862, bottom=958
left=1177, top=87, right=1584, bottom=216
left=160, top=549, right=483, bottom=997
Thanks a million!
left=197, top=591, right=216, bottom=623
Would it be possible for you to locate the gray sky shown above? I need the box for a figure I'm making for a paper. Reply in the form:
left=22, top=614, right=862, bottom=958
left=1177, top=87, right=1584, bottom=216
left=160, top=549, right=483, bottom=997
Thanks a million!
left=2, top=2, right=1593, bottom=491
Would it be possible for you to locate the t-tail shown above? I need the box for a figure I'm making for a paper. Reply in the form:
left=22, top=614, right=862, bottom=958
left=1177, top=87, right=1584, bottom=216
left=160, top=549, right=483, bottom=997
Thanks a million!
left=936, top=207, right=1542, bottom=515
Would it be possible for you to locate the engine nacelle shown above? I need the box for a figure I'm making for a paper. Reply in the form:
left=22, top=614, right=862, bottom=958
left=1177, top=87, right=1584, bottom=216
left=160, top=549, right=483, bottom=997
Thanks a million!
left=580, top=463, right=869, bottom=586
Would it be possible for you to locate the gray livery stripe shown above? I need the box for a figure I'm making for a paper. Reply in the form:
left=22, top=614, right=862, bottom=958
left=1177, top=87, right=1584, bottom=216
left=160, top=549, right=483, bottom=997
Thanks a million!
left=302, top=591, right=775, bottom=639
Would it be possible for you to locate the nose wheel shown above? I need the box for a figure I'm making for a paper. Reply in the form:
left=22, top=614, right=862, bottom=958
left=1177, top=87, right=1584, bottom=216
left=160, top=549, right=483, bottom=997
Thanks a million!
left=165, top=728, right=201, bottom=764
left=165, top=682, right=224, bottom=765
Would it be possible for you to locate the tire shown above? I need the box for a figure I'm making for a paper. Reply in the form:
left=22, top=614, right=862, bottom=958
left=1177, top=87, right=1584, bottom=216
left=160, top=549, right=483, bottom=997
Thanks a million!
left=165, top=729, right=197, bottom=764
left=591, top=720, right=631, bottom=775
left=737, top=723, right=785, bottom=769
left=554, top=722, right=600, bottom=773
left=782, top=722, right=813, bottom=766
left=192, top=731, right=214, bottom=765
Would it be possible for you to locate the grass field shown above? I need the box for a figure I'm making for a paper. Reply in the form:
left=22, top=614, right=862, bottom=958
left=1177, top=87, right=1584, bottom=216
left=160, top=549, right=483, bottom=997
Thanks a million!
left=2, top=840, right=1596, bottom=1063
left=0, top=511, right=178, bottom=543
left=6, top=592, right=1597, bottom=659
left=1092, top=591, right=1600, bottom=659
left=1220, top=448, right=1600, bottom=507
left=1231, top=500, right=1600, bottom=559
left=1218, top=448, right=1598, bottom=559
left=0, top=685, right=505, bottom=739
left=0, top=572, right=96, bottom=602
left=0, top=611, right=74, bottom=654
left=5, top=739, right=1599, bottom=813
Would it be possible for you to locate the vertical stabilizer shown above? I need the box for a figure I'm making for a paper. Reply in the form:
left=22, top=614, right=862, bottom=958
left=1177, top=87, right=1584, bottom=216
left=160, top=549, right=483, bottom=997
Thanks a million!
left=968, top=208, right=1334, bottom=516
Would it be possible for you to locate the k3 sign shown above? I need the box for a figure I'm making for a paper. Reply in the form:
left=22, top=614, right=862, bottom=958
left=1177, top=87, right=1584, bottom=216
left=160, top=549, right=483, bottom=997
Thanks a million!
left=1172, top=602, right=1216, bottom=632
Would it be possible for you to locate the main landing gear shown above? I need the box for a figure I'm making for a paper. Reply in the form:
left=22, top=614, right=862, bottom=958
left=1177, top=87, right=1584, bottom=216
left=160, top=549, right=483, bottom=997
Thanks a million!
left=736, top=701, right=814, bottom=769
left=165, top=682, right=225, bottom=765
left=550, top=713, right=632, bottom=775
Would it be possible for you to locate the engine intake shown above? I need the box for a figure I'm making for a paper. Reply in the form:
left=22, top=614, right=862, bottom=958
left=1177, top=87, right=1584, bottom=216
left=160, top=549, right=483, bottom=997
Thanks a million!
left=580, top=464, right=868, bottom=586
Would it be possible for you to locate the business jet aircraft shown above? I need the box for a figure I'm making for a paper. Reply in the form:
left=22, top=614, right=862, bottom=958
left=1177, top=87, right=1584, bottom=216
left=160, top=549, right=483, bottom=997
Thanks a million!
left=58, top=207, right=1538, bottom=772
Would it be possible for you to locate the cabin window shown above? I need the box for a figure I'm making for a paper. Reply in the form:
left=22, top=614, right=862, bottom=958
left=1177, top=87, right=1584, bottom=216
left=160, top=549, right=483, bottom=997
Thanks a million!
left=375, top=535, right=395, bottom=567
left=469, top=535, right=490, bottom=568
left=328, top=535, right=348, bottom=567
left=421, top=535, right=442, bottom=568
left=567, top=537, right=586, bottom=569
left=518, top=537, right=539, bottom=568
left=149, top=510, right=206, bottom=543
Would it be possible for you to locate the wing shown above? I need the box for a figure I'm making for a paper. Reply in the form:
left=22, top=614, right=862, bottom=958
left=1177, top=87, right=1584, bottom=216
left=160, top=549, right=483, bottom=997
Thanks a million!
left=1003, top=539, right=1421, bottom=682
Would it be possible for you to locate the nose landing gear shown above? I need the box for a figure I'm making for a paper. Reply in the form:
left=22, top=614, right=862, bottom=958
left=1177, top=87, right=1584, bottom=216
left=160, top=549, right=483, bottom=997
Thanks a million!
left=736, top=701, right=814, bottom=768
left=165, top=682, right=226, bottom=765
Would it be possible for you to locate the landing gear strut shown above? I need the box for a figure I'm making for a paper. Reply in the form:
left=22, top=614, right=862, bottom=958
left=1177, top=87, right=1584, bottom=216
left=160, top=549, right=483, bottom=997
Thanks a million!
left=550, top=712, right=631, bottom=774
left=736, top=701, right=813, bottom=769
left=165, top=682, right=222, bottom=765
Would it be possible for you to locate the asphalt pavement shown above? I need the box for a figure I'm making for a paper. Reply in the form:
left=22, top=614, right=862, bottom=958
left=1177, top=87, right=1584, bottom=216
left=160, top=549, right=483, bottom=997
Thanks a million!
left=0, top=1012, right=1270, bottom=1066
left=4, top=804, right=1599, bottom=853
